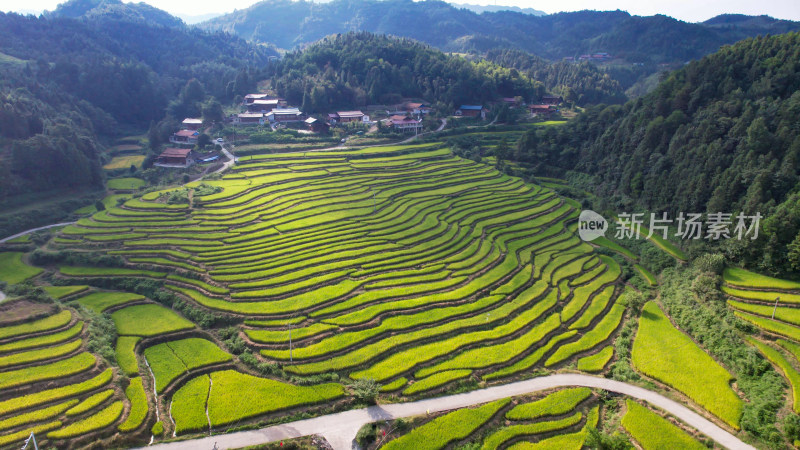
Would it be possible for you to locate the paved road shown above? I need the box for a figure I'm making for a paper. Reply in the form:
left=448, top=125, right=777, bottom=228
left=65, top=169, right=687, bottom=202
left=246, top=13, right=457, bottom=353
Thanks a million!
left=0, top=221, right=78, bottom=301
left=0, top=222, right=77, bottom=244
left=143, top=374, right=753, bottom=450
left=216, top=144, right=237, bottom=173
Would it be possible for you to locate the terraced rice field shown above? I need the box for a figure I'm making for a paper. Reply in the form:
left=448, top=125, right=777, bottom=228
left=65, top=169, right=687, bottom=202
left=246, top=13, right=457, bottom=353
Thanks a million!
left=632, top=301, right=743, bottom=428
left=381, top=387, right=599, bottom=449
left=0, top=251, right=43, bottom=284
left=144, top=338, right=232, bottom=392
left=621, top=400, right=706, bottom=449
left=56, top=143, right=629, bottom=436
left=723, top=268, right=800, bottom=342
left=107, top=177, right=146, bottom=190
left=719, top=267, right=800, bottom=413
left=0, top=301, right=123, bottom=447
left=103, top=155, right=146, bottom=170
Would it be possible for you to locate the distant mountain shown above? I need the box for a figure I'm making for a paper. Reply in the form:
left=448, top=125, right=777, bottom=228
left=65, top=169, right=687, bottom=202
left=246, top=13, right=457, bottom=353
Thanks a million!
left=199, top=0, right=800, bottom=65
left=178, top=12, right=223, bottom=25
left=47, top=0, right=185, bottom=28
left=451, top=3, right=545, bottom=16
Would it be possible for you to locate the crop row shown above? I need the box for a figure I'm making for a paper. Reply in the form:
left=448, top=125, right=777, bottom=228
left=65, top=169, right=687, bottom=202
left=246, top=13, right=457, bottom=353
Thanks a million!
left=383, top=399, right=510, bottom=450
left=145, top=338, right=232, bottom=392
left=632, top=302, right=743, bottom=429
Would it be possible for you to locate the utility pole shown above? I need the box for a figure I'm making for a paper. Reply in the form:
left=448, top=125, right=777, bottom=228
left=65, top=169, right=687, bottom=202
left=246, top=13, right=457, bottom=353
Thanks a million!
left=772, top=297, right=781, bottom=320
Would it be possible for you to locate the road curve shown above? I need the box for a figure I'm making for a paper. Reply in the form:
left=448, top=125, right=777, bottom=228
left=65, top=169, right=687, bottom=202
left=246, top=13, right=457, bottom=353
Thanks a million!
left=0, top=222, right=77, bottom=244
left=142, top=373, right=753, bottom=450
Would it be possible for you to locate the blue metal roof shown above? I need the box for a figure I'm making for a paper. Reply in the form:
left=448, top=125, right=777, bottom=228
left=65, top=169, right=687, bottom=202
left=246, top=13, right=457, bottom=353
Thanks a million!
left=459, top=105, right=483, bottom=110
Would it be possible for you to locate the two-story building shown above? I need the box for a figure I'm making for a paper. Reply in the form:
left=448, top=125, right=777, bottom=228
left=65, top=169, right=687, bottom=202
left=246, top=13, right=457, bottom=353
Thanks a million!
left=390, top=115, right=423, bottom=132
left=334, top=111, right=367, bottom=123
left=170, top=129, right=199, bottom=146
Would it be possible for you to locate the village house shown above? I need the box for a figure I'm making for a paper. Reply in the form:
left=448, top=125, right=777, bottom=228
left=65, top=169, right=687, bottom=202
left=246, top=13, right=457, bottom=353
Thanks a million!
left=541, top=95, right=563, bottom=105
left=243, top=93, right=269, bottom=104
left=456, top=105, right=488, bottom=119
left=170, top=129, right=199, bottom=146
left=155, top=148, right=194, bottom=168
left=266, top=108, right=304, bottom=123
left=404, top=102, right=432, bottom=115
left=305, top=117, right=329, bottom=133
left=390, top=115, right=423, bottom=132
left=334, top=111, right=367, bottom=123
left=246, top=99, right=280, bottom=113
left=234, top=113, right=267, bottom=126
left=577, top=52, right=612, bottom=62
left=181, top=118, right=203, bottom=130
left=529, top=104, right=556, bottom=117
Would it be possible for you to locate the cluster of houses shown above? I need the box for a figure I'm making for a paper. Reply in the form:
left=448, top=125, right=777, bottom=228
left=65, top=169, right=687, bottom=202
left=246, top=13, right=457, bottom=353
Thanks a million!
left=161, top=118, right=219, bottom=168
left=231, top=95, right=434, bottom=133
left=563, top=52, right=612, bottom=62
left=164, top=94, right=564, bottom=161
left=454, top=94, right=563, bottom=119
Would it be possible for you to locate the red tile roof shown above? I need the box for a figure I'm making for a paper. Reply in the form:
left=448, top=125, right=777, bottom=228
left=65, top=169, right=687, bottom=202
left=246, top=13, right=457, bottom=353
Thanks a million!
left=175, top=130, right=198, bottom=137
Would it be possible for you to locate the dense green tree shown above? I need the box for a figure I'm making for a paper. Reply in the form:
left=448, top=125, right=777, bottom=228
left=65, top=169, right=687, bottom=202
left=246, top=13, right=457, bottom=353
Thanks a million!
left=270, top=32, right=544, bottom=112
left=201, top=98, right=225, bottom=124
left=508, top=32, right=800, bottom=276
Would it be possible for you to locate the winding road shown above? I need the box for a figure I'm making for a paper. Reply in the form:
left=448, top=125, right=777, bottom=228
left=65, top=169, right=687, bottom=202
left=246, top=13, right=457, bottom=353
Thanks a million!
left=0, top=222, right=76, bottom=244
left=143, top=373, right=754, bottom=450
left=0, top=222, right=77, bottom=302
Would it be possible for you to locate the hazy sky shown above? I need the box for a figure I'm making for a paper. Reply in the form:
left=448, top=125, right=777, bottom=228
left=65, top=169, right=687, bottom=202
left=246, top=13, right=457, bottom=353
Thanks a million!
left=1, top=0, right=799, bottom=22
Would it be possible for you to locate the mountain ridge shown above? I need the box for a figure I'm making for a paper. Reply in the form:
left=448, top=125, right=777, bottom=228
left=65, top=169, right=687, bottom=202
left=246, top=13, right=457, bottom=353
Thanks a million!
left=198, top=0, right=800, bottom=64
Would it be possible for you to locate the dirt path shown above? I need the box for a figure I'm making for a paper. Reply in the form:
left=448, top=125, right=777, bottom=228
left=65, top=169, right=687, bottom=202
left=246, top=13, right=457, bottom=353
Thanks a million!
left=142, top=373, right=753, bottom=450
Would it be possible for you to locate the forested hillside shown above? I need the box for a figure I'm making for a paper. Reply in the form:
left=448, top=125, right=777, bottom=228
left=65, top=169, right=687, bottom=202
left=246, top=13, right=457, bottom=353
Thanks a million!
left=269, top=32, right=545, bottom=112
left=0, top=7, right=272, bottom=204
left=45, top=0, right=185, bottom=28
left=200, top=0, right=800, bottom=63
left=508, top=32, right=800, bottom=276
left=485, top=49, right=627, bottom=105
